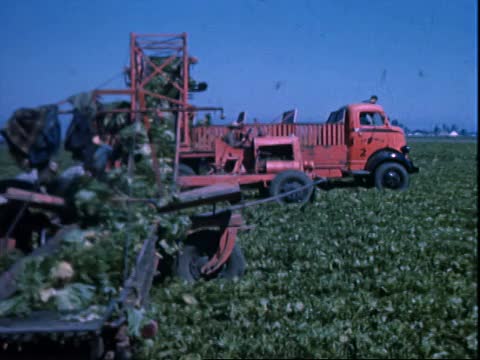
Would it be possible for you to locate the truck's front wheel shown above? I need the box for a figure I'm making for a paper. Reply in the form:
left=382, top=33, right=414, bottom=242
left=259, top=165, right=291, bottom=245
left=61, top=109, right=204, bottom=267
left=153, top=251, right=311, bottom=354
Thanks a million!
left=374, top=162, right=409, bottom=190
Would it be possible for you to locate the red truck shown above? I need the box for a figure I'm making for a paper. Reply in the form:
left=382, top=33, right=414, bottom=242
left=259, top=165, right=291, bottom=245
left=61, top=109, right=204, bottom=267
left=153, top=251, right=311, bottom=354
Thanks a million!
left=84, top=32, right=418, bottom=204
left=177, top=104, right=419, bottom=203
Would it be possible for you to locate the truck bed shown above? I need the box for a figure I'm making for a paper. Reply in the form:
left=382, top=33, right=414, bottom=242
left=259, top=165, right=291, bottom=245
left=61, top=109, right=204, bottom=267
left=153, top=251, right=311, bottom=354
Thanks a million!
left=190, top=123, right=346, bottom=152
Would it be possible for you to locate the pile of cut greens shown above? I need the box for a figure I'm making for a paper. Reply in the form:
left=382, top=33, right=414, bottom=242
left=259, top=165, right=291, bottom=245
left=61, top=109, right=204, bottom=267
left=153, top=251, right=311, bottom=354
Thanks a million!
left=0, top=55, right=197, bottom=322
left=0, top=117, right=190, bottom=322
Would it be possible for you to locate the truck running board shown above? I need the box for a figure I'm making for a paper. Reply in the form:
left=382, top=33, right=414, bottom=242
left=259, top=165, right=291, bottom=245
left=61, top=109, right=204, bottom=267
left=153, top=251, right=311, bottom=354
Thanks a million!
left=347, top=170, right=371, bottom=176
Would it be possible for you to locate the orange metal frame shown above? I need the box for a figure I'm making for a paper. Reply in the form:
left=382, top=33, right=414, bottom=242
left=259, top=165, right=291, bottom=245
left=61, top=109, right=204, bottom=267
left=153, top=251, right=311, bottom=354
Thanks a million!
left=92, top=33, right=223, bottom=189
left=93, top=33, right=189, bottom=190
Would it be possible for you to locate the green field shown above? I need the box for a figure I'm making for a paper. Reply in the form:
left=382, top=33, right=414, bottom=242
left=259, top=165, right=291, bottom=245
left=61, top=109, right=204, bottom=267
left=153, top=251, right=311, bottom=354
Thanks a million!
left=137, top=140, right=477, bottom=359
left=0, top=141, right=477, bottom=359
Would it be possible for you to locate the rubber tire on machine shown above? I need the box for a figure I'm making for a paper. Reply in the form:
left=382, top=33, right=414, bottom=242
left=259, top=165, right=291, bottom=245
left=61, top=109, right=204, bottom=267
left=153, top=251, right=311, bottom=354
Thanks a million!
left=89, top=336, right=104, bottom=360
left=374, top=162, right=409, bottom=191
left=173, top=242, right=246, bottom=282
left=178, top=163, right=196, bottom=176
left=269, top=170, right=314, bottom=205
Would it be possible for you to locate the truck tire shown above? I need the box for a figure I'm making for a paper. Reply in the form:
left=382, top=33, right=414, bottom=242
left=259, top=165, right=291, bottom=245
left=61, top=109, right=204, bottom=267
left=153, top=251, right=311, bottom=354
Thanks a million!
left=270, top=170, right=314, bottom=205
left=173, top=241, right=246, bottom=282
left=374, top=162, right=409, bottom=190
left=178, top=163, right=195, bottom=176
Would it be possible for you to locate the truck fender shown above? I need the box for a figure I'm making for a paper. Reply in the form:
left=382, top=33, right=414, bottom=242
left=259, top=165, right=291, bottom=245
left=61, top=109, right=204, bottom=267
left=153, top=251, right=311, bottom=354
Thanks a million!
left=365, top=150, right=416, bottom=174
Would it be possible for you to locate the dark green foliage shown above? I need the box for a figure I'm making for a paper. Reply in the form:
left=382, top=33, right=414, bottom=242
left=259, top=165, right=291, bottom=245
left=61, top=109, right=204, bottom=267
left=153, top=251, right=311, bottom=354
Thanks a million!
left=136, top=141, right=477, bottom=359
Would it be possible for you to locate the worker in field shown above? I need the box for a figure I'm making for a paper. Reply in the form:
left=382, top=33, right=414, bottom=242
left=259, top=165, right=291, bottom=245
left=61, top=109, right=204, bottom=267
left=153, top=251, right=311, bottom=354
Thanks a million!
left=363, top=95, right=378, bottom=104
left=224, top=121, right=251, bottom=148
left=221, top=121, right=252, bottom=174
left=1, top=105, right=61, bottom=185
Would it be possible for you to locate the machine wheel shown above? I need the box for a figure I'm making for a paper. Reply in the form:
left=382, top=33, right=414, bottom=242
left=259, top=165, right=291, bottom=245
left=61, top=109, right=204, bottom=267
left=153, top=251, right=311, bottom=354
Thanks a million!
left=269, top=170, right=314, bottom=205
left=173, top=240, right=245, bottom=282
left=89, top=336, right=104, bottom=360
left=178, top=163, right=196, bottom=176
left=217, top=244, right=245, bottom=279
left=374, top=162, right=409, bottom=190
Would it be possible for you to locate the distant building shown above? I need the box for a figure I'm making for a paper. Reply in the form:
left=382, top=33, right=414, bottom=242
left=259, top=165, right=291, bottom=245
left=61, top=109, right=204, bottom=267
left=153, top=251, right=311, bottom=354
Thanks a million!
left=448, top=131, right=459, bottom=137
left=410, top=130, right=428, bottom=136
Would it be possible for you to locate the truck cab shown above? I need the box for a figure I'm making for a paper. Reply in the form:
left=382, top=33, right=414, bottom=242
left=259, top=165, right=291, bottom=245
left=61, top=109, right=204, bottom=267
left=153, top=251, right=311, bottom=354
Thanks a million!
left=327, top=103, right=418, bottom=189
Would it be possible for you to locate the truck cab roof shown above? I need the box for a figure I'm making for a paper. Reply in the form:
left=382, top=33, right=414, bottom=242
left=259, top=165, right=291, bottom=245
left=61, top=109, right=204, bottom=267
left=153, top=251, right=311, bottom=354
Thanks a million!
left=348, top=103, right=385, bottom=112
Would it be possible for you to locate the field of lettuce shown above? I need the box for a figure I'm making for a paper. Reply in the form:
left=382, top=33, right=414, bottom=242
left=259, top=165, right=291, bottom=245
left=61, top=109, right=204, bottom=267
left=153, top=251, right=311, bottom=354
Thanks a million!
left=138, top=140, right=477, bottom=359
left=0, top=140, right=477, bottom=359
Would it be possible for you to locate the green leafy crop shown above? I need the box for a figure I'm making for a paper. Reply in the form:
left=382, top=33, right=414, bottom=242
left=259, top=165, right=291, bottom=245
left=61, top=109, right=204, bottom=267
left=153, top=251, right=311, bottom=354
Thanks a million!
left=0, top=114, right=190, bottom=321
left=136, top=140, right=477, bottom=359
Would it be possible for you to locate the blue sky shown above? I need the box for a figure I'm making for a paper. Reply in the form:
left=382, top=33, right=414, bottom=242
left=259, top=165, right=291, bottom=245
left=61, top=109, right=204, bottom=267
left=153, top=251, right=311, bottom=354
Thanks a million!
left=0, top=0, right=477, bottom=131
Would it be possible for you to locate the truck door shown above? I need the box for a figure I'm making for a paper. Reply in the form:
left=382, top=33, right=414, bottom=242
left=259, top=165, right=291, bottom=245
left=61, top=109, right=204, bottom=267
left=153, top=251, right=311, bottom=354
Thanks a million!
left=348, top=111, right=388, bottom=170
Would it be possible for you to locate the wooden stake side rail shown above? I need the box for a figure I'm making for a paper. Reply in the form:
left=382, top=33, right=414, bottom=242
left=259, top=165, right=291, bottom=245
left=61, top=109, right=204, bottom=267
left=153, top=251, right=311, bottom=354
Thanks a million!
left=190, top=123, right=346, bottom=152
